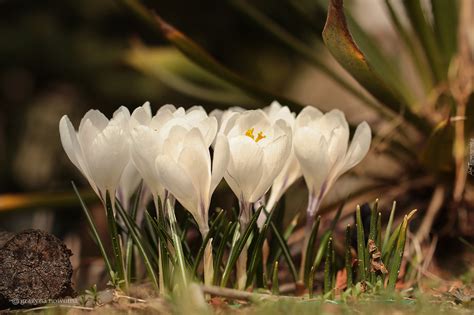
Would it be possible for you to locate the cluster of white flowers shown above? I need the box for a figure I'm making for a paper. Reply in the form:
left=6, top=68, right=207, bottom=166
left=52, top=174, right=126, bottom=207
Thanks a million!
left=59, top=101, right=371, bottom=287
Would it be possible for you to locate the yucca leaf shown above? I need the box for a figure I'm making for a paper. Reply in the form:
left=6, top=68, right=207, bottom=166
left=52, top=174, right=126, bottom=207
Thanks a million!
left=384, top=0, right=433, bottom=91
left=322, top=0, right=431, bottom=134
left=346, top=15, right=415, bottom=106
left=230, top=0, right=385, bottom=114
left=126, top=45, right=256, bottom=105
left=118, top=0, right=303, bottom=111
left=401, top=0, right=446, bottom=81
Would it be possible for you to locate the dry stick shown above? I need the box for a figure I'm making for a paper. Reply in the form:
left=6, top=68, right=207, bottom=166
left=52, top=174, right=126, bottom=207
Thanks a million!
left=414, top=185, right=445, bottom=246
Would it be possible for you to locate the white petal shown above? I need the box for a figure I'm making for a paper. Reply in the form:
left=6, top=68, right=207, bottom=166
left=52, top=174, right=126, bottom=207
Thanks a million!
left=86, top=125, right=129, bottom=194
left=178, top=129, right=212, bottom=205
left=130, top=126, right=164, bottom=198
left=293, top=127, right=330, bottom=196
left=210, top=134, right=230, bottom=196
left=340, top=121, right=371, bottom=175
left=79, top=109, right=108, bottom=133
left=130, top=102, right=152, bottom=127
left=225, top=136, right=264, bottom=203
left=251, top=128, right=291, bottom=202
left=295, top=106, right=323, bottom=129
left=155, top=155, right=198, bottom=218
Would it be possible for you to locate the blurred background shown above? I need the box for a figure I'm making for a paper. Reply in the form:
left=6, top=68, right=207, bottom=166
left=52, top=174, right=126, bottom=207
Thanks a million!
left=0, top=0, right=472, bottom=288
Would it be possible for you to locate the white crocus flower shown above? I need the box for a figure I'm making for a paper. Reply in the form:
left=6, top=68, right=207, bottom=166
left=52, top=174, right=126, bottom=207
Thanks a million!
left=223, top=109, right=292, bottom=289
left=117, top=161, right=142, bottom=210
left=264, top=101, right=302, bottom=212
left=155, top=127, right=229, bottom=286
left=130, top=104, right=217, bottom=207
left=294, top=106, right=372, bottom=221
left=59, top=106, right=131, bottom=202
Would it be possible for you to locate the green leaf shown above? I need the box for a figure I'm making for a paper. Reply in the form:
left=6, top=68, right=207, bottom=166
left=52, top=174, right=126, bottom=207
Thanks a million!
left=270, top=222, right=298, bottom=283
left=126, top=45, right=255, bottom=105
left=230, top=0, right=385, bottom=114
left=105, top=192, right=127, bottom=289
left=383, top=201, right=397, bottom=251
left=322, top=0, right=431, bottom=134
left=355, top=205, right=367, bottom=282
left=220, top=207, right=262, bottom=287
left=271, top=261, right=279, bottom=295
left=192, top=209, right=226, bottom=276
left=384, top=0, right=433, bottom=91
left=166, top=198, right=189, bottom=287
left=303, top=215, right=321, bottom=286
left=71, top=182, right=114, bottom=282
left=344, top=224, right=353, bottom=288
left=346, top=15, right=415, bottom=106
left=431, top=0, right=459, bottom=65
left=323, top=237, right=333, bottom=295
left=213, top=221, right=237, bottom=284
left=387, top=209, right=417, bottom=290
left=118, top=0, right=304, bottom=112
left=246, top=207, right=277, bottom=287
left=310, top=230, right=331, bottom=279
left=401, top=0, right=446, bottom=81
left=116, top=202, right=159, bottom=291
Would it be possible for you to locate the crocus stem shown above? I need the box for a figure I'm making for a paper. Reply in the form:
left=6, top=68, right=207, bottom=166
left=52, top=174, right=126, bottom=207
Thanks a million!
left=153, top=196, right=166, bottom=295
left=299, top=193, right=319, bottom=280
left=203, top=234, right=214, bottom=287
left=237, top=200, right=251, bottom=290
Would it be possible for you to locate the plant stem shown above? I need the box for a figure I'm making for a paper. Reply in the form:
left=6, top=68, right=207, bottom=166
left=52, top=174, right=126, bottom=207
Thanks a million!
left=236, top=200, right=251, bottom=290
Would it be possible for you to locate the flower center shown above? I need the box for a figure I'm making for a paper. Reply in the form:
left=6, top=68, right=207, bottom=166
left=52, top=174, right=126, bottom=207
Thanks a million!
left=245, top=128, right=266, bottom=142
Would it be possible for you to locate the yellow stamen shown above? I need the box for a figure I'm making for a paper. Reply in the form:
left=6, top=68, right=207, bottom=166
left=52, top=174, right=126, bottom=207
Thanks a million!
left=245, top=128, right=266, bottom=142
left=255, top=131, right=266, bottom=142
left=245, top=128, right=255, bottom=139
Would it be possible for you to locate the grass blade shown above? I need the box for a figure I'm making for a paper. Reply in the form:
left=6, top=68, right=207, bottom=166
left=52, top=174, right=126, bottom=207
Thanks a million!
left=72, top=182, right=114, bottom=281
left=271, top=261, right=279, bottom=295
left=116, top=200, right=159, bottom=291
left=105, top=192, right=126, bottom=289
left=246, top=207, right=277, bottom=287
left=166, top=198, right=189, bottom=287
left=221, top=207, right=262, bottom=287
left=387, top=209, right=417, bottom=290
left=270, top=222, right=298, bottom=283
left=323, top=237, right=333, bottom=295
left=383, top=201, right=397, bottom=250
left=356, top=205, right=367, bottom=282
left=345, top=224, right=353, bottom=288
left=303, top=215, right=321, bottom=286
left=310, top=230, right=331, bottom=279
left=192, top=209, right=226, bottom=276
left=214, top=221, right=237, bottom=284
